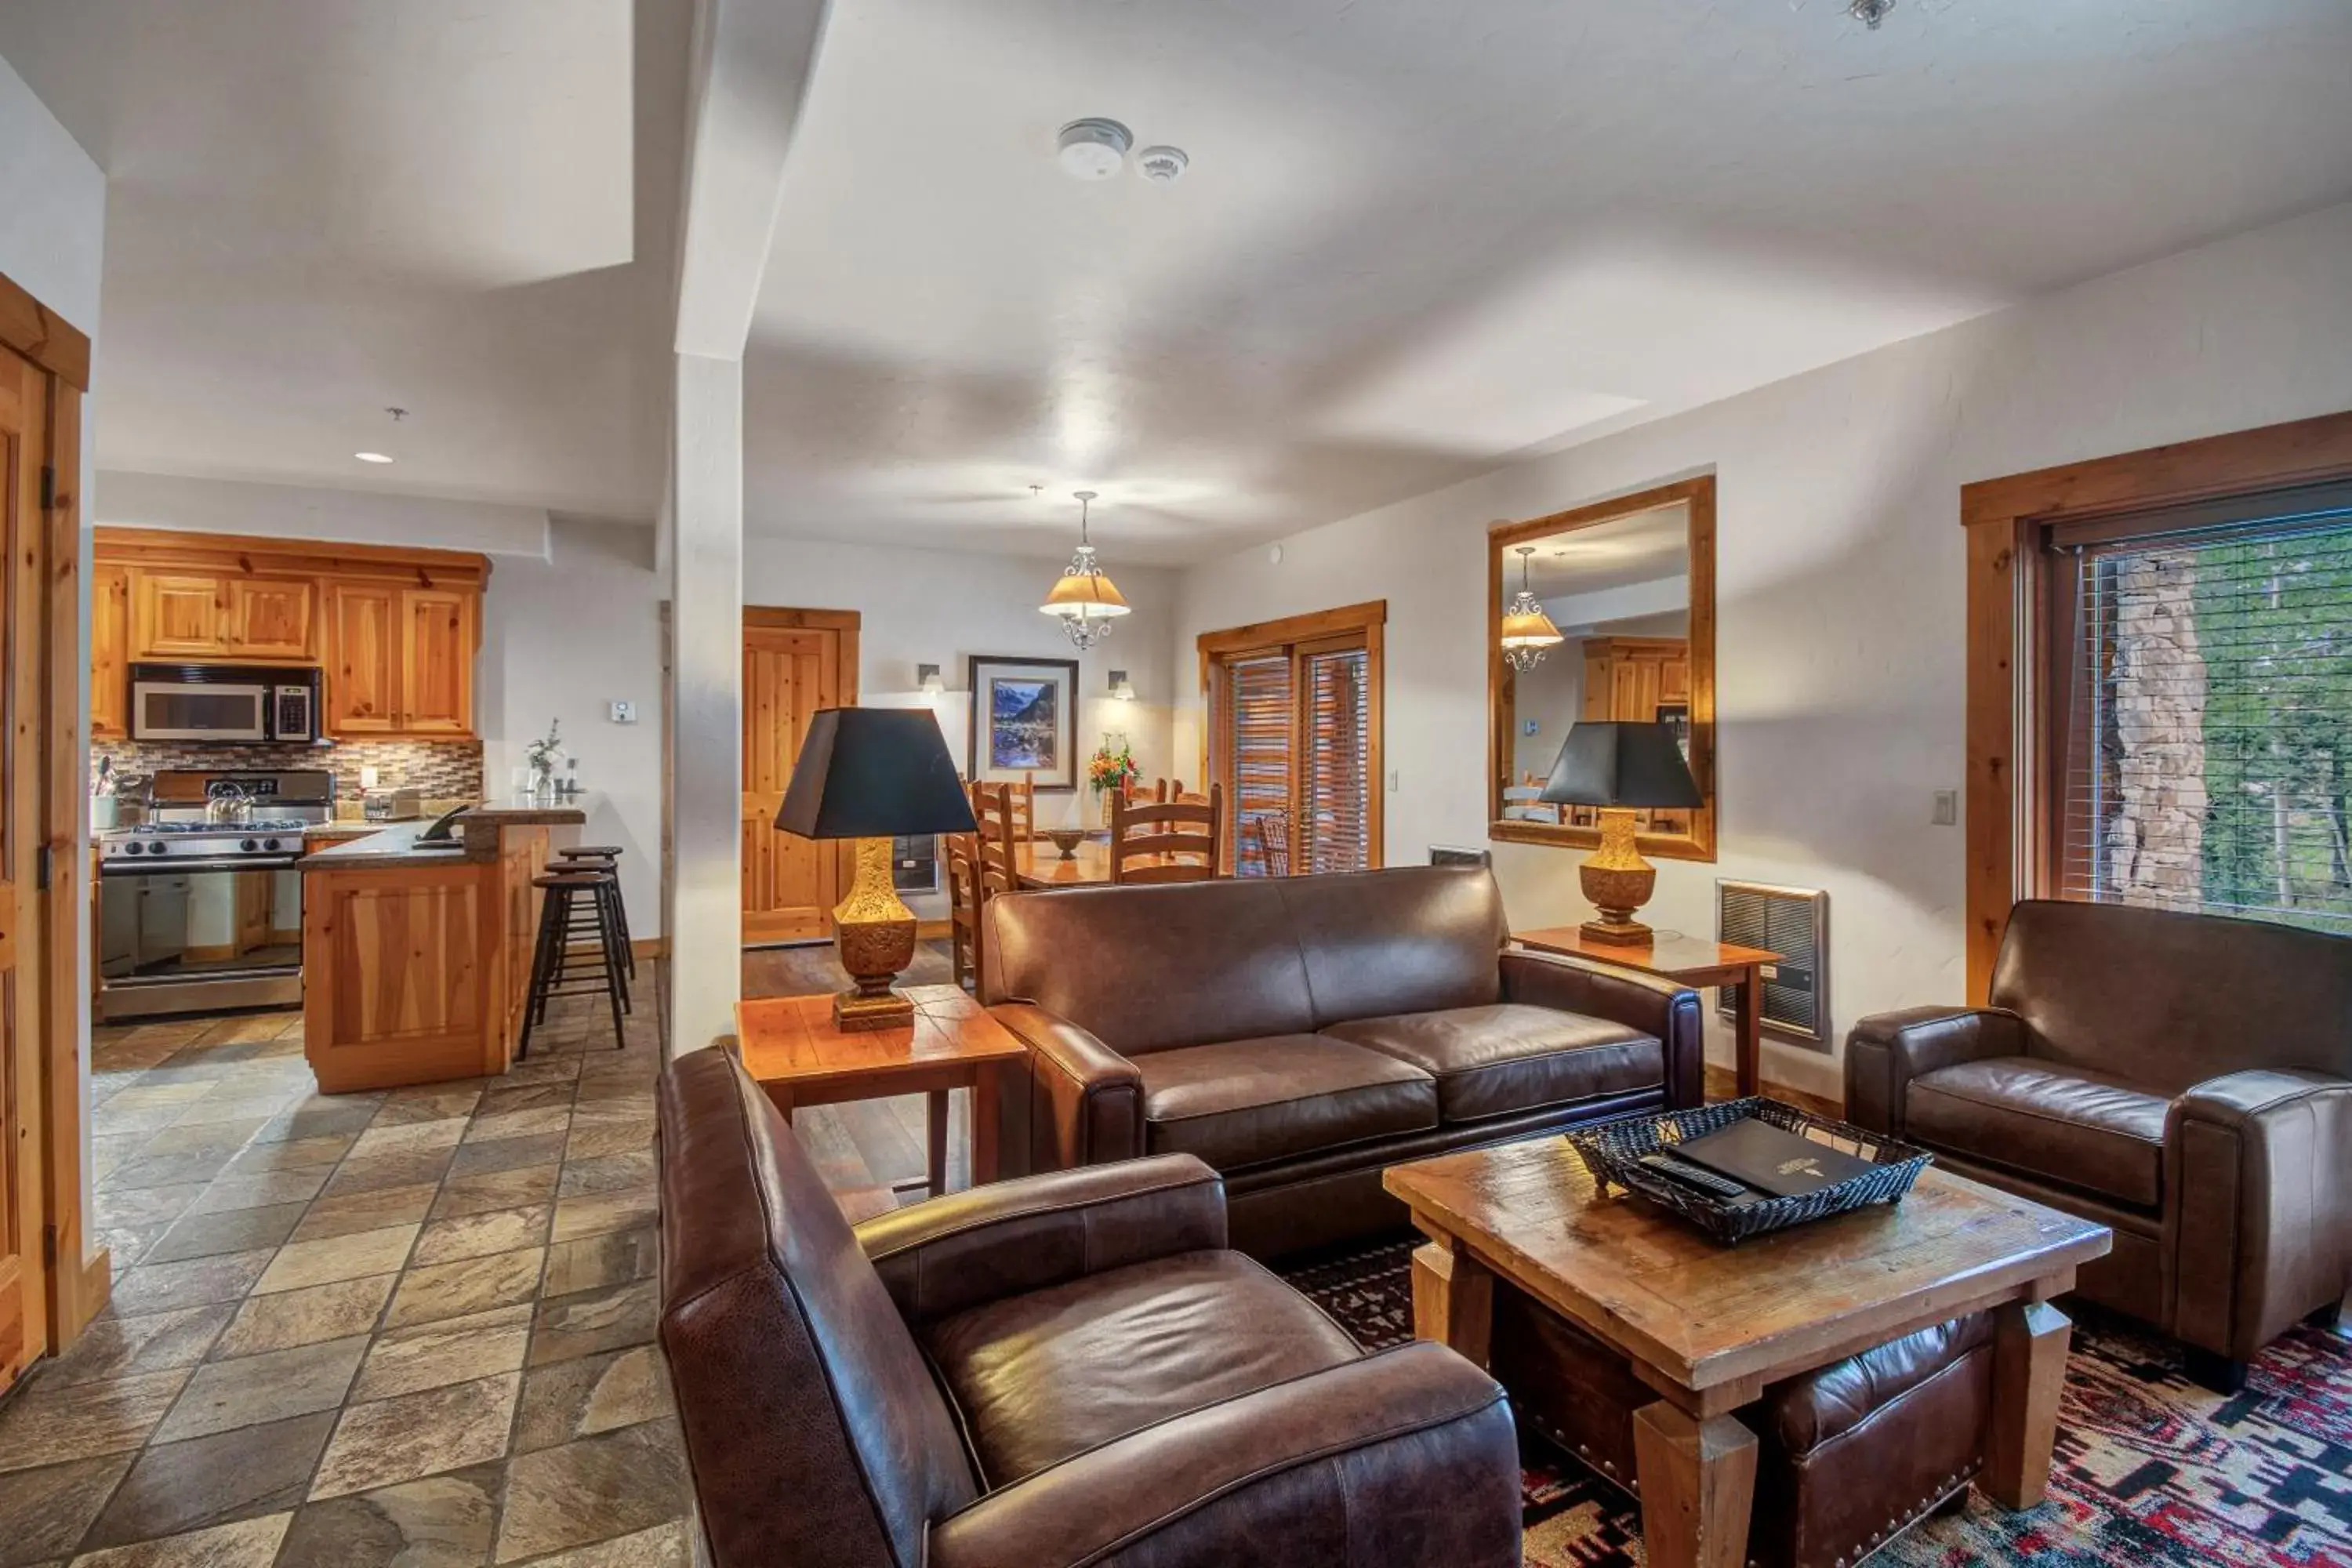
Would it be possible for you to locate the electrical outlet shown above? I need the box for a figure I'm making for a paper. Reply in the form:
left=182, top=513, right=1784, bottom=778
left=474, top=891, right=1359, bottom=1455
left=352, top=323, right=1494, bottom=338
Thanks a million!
left=1932, top=789, right=1958, bottom=826
left=1388, top=769, right=1400, bottom=793
left=1521, top=718, right=1540, bottom=737
left=609, top=700, right=637, bottom=724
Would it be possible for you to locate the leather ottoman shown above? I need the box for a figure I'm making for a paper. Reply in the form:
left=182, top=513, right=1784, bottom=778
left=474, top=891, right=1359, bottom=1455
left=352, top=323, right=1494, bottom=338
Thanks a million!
left=1492, top=1287, right=1994, bottom=1568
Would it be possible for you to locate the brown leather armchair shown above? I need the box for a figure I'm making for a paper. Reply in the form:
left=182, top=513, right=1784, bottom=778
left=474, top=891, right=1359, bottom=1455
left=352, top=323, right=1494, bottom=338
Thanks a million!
left=1847, top=900, right=2352, bottom=1390
left=658, top=1044, right=1523, bottom=1568
left=983, top=865, right=1704, bottom=1257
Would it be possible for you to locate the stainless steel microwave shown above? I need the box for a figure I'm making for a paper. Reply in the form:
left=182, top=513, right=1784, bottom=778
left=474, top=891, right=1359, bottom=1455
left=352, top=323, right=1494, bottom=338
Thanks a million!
left=129, top=664, right=322, bottom=744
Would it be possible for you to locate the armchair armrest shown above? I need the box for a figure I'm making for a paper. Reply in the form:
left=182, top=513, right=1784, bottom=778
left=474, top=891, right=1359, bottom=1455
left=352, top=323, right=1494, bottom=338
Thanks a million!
left=1501, top=949, right=1704, bottom=1108
left=927, top=1343, right=1520, bottom=1568
left=1842, top=1006, right=2024, bottom=1135
left=855, top=1154, right=1224, bottom=1327
left=2165, top=1068, right=2352, bottom=1361
left=993, top=1002, right=1147, bottom=1170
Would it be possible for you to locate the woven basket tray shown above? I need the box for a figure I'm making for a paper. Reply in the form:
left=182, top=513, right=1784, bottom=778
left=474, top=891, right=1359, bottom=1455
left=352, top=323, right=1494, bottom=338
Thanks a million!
left=1564, top=1098, right=1933, bottom=1245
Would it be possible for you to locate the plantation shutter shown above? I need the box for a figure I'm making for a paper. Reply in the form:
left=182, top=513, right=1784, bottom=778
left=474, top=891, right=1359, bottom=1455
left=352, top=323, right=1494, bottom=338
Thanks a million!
left=2053, top=491, right=2352, bottom=937
left=1227, top=653, right=1294, bottom=876
left=1301, top=644, right=1370, bottom=873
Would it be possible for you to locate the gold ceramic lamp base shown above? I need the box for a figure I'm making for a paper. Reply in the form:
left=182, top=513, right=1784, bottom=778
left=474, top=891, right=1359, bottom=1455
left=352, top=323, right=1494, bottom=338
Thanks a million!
left=832, top=837, right=918, bottom=1031
left=1578, top=808, right=1657, bottom=946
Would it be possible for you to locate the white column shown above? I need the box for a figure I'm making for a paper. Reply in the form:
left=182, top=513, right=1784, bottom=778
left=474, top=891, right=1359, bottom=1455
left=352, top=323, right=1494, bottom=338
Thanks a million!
left=664, top=352, right=745, bottom=1054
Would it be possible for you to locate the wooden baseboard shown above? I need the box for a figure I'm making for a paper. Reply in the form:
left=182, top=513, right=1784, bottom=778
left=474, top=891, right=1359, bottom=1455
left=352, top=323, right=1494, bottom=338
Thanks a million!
left=633, top=937, right=665, bottom=960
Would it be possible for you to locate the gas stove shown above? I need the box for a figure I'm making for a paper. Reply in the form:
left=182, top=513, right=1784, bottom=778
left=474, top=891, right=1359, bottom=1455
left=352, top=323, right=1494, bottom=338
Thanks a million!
left=100, top=820, right=312, bottom=865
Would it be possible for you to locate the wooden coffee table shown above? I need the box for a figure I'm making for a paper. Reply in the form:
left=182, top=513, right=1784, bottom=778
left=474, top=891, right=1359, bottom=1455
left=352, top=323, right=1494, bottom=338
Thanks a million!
left=733, top=985, right=1028, bottom=1198
left=1385, top=1138, right=2111, bottom=1568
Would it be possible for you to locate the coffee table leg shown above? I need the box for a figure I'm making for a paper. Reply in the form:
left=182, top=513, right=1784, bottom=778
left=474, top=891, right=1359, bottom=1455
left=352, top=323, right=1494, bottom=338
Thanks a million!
left=1632, top=1402, right=1757, bottom=1568
left=1984, top=1299, right=2071, bottom=1508
left=925, top=1090, right=950, bottom=1197
left=1409, top=1237, right=1492, bottom=1368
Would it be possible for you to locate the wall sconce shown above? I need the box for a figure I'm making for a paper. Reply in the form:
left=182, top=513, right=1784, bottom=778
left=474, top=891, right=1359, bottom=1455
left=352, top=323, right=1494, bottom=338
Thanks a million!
left=916, top=663, right=945, bottom=696
left=1109, top=669, right=1136, bottom=702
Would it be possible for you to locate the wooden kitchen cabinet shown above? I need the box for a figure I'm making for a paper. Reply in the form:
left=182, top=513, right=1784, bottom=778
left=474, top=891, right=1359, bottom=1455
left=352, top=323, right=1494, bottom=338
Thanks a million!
left=227, top=576, right=317, bottom=659
left=90, top=563, right=129, bottom=737
left=1580, top=636, right=1690, bottom=724
left=325, top=581, right=401, bottom=735
left=399, top=587, right=474, bottom=735
left=130, top=570, right=229, bottom=657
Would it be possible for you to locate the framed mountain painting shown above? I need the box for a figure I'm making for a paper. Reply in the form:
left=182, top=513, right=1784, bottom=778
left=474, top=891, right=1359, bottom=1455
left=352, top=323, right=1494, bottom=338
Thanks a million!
left=967, top=655, right=1080, bottom=791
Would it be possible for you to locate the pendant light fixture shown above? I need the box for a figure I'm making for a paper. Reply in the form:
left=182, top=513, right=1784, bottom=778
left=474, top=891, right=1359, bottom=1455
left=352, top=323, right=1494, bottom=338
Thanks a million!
left=1500, top=546, right=1565, bottom=671
left=1040, top=489, right=1131, bottom=650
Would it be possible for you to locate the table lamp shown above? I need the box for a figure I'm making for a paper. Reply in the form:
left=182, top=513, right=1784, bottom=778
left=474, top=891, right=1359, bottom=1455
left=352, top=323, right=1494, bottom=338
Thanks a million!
left=777, top=707, right=978, bottom=1030
left=1538, top=720, right=1704, bottom=946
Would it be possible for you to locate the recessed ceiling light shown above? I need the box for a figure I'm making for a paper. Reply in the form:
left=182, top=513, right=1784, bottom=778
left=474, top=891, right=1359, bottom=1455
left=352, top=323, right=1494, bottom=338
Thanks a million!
left=354, top=452, right=394, bottom=464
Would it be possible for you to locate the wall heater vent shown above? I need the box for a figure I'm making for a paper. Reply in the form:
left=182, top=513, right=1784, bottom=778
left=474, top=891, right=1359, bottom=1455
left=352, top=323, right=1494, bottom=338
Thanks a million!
left=1718, top=880, right=1829, bottom=1044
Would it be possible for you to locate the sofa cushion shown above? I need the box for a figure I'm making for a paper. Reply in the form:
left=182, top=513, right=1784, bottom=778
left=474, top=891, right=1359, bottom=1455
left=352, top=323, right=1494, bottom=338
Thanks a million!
left=1136, top=1035, right=1439, bottom=1171
left=922, top=1250, right=1363, bottom=1486
left=1322, top=1005, right=1661, bottom=1123
left=1274, top=866, right=1508, bottom=1026
left=1906, top=1057, right=2169, bottom=1208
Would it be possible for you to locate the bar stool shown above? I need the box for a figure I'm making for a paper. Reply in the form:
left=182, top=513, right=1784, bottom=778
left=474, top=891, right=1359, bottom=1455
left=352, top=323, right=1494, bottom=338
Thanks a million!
left=518, top=870, right=629, bottom=1057
left=549, top=847, right=633, bottom=982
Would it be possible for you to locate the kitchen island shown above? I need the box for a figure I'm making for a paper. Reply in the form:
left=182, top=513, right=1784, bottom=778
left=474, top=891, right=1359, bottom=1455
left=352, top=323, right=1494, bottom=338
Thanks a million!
left=300, top=797, right=592, bottom=1092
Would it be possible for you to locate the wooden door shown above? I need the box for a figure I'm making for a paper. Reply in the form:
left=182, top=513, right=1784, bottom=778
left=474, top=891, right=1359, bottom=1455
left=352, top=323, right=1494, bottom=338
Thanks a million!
left=89, top=563, right=128, bottom=738
left=226, top=577, right=315, bottom=660
left=325, top=582, right=400, bottom=735
left=742, top=620, right=846, bottom=944
left=399, top=587, right=474, bottom=735
left=0, top=348, right=50, bottom=1388
left=129, top=569, right=227, bottom=657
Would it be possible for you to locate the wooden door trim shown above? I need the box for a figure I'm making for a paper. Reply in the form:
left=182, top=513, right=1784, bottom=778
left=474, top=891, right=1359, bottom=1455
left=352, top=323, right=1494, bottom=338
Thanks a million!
left=742, top=607, right=860, bottom=945
left=0, top=268, right=89, bottom=391
left=1958, top=408, right=2352, bottom=1001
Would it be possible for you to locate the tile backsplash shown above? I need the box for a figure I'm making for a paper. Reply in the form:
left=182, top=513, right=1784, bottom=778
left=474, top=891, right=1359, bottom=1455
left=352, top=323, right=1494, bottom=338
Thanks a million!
left=93, top=738, right=485, bottom=804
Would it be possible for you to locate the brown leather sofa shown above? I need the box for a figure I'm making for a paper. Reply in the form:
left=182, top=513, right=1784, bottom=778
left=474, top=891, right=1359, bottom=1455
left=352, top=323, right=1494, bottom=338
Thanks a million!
left=657, top=1043, right=1525, bottom=1568
left=981, top=865, right=1704, bottom=1257
left=1494, top=1289, right=1994, bottom=1568
left=1848, top=899, right=2352, bottom=1391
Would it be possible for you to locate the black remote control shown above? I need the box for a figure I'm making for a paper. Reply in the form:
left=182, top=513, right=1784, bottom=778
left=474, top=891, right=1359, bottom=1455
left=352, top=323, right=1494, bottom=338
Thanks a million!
left=1637, top=1152, right=1756, bottom=1201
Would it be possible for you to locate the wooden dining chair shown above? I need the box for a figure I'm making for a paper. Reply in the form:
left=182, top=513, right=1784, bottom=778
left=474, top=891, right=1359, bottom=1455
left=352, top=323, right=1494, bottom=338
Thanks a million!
left=1108, top=782, right=1223, bottom=884
left=971, top=781, right=1024, bottom=904
left=1248, top=808, right=1293, bottom=877
left=1009, top=772, right=1037, bottom=841
left=945, top=832, right=983, bottom=989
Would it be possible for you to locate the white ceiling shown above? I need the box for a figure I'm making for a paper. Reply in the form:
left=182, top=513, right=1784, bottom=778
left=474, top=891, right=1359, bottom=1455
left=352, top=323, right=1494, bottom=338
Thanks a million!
left=0, top=0, right=688, bottom=519
left=5, top=1, right=2350, bottom=561
left=1516, top=503, right=1689, bottom=600
left=746, top=0, right=2352, bottom=564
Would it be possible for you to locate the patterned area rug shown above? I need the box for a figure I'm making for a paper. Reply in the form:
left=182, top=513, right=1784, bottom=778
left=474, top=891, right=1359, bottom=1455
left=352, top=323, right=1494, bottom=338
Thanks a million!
left=1280, top=1243, right=2352, bottom=1566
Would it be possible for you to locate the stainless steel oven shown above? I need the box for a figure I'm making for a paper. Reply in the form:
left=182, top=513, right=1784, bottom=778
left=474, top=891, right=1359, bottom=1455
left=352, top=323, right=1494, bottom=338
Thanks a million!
left=130, top=663, right=321, bottom=744
left=97, top=768, right=333, bottom=1021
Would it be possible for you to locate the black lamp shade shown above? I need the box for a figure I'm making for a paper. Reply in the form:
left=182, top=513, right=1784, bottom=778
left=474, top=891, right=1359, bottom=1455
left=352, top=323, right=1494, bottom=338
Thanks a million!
left=1538, top=720, right=1704, bottom=809
left=776, top=708, right=978, bottom=840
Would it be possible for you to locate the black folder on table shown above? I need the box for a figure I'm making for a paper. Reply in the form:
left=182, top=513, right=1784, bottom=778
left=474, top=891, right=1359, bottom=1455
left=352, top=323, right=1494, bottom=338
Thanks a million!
left=1673, top=1120, right=1878, bottom=1199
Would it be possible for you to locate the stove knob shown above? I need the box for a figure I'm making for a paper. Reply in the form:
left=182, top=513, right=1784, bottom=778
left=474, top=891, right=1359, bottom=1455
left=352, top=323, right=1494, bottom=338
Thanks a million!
left=241, top=838, right=259, bottom=852
left=122, top=840, right=143, bottom=855
left=147, top=840, right=168, bottom=855
left=263, top=838, right=282, bottom=852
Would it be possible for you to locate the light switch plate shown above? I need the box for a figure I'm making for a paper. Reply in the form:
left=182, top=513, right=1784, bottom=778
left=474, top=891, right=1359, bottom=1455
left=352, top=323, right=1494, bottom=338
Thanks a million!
left=609, top=700, right=637, bottom=724
left=1932, top=789, right=1958, bottom=826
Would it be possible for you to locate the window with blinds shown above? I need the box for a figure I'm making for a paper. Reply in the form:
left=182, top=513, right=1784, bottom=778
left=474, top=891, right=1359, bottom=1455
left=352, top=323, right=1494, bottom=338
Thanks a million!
left=1202, top=605, right=1384, bottom=876
left=2051, top=490, right=2352, bottom=937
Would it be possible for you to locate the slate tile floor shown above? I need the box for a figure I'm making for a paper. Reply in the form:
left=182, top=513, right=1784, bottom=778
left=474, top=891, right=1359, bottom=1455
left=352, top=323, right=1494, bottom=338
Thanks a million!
left=0, top=985, right=686, bottom=1567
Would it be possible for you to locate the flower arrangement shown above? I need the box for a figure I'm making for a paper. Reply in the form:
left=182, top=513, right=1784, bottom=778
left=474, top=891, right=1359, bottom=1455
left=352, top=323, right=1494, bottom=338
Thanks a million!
left=525, top=719, right=566, bottom=794
left=1087, top=738, right=1140, bottom=798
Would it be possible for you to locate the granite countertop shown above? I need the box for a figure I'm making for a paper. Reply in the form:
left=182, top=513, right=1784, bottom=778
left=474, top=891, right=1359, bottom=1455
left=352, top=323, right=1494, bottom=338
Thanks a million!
left=301, top=793, right=595, bottom=870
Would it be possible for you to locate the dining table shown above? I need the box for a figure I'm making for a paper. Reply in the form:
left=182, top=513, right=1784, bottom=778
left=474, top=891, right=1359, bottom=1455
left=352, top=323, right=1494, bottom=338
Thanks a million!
left=1011, top=835, right=1116, bottom=887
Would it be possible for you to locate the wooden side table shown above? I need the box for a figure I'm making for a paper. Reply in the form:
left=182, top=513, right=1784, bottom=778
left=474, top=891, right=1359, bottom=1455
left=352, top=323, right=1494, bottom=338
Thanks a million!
left=733, top=984, right=1028, bottom=1198
left=1513, top=926, right=1782, bottom=1098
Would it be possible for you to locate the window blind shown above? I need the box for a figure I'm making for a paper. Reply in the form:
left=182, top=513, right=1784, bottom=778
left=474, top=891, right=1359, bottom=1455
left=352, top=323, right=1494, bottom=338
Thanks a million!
left=2056, top=508, right=2352, bottom=937
left=1302, top=648, right=1369, bottom=874
left=1226, top=654, right=1293, bottom=877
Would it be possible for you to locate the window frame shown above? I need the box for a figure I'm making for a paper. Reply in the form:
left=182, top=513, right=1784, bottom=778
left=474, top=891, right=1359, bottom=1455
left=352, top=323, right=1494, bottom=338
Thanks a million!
left=1960, top=410, right=2352, bottom=1002
left=1198, top=600, right=1387, bottom=874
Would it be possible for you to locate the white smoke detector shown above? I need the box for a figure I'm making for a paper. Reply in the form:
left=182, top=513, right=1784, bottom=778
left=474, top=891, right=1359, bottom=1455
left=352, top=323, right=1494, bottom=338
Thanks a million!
left=1058, top=118, right=1132, bottom=180
left=1136, top=145, right=1189, bottom=184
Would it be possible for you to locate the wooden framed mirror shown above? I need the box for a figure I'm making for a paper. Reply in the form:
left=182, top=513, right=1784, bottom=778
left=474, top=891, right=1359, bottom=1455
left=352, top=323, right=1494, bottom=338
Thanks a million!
left=1489, top=475, right=1716, bottom=861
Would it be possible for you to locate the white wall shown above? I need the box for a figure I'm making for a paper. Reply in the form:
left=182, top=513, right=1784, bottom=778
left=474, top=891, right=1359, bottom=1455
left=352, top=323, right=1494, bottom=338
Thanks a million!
left=1174, top=200, right=2352, bottom=1100
left=0, top=49, right=104, bottom=1269
left=97, top=471, right=554, bottom=557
